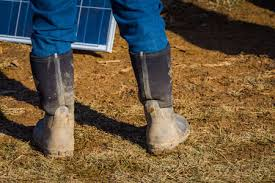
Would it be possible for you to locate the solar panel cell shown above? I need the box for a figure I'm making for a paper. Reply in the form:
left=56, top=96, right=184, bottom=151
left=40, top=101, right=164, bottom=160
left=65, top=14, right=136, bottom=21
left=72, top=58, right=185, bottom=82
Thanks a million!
left=0, top=0, right=116, bottom=52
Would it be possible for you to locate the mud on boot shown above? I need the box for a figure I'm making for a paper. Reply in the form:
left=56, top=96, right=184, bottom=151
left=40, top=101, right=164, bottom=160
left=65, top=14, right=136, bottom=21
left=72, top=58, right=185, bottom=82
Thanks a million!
left=145, top=100, right=190, bottom=154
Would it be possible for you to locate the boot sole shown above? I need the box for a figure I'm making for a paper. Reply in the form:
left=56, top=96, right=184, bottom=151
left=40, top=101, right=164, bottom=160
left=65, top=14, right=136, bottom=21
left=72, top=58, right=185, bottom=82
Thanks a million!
left=32, top=139, right=74, bottom=158
left=147, top=127, right=191, bottom=155
left=43, top=149, right=74, bottom=158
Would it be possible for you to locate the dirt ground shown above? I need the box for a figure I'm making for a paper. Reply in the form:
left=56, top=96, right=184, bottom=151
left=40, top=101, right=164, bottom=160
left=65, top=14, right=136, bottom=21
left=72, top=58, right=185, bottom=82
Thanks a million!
left=0, top=0, right=274, bottom=182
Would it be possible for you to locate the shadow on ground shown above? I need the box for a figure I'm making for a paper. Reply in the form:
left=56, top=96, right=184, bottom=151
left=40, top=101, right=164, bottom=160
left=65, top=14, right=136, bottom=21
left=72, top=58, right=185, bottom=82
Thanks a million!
left=163, top=0, right=275, bottom=58
left=0, top=71, right=146, bottom=149
left=0, top=111, right=33, bottom=142
left=248, top=0, right=275, bottom=12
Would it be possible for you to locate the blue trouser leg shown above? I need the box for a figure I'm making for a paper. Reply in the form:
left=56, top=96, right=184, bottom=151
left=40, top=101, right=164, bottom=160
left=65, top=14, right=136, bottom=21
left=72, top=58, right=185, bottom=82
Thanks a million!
left=30, top=0, right=77, bottom=57
left=30, top=0, right=168, bottom=57
left=111, top=0, right=168, bottom=53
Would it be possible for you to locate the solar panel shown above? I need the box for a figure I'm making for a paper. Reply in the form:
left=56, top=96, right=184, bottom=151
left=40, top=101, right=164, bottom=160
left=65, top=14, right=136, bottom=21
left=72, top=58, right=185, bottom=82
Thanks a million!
left=0, top=0, right=116, bottom=52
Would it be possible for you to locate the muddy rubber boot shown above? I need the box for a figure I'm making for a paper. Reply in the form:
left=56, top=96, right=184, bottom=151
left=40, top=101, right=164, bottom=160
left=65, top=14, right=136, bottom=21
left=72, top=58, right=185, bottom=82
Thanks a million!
left=130, top=45, right=190, bottom=155
left=30, top=51, right=74, bottom=157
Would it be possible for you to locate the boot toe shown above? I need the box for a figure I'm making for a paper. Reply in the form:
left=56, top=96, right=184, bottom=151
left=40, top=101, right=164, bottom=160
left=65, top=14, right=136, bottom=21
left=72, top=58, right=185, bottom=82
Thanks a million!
left=147, top=113, right=191, bottom=155
left=175, top=114, right=191, bottom=138
left=32, top=112, right=74, bottom=158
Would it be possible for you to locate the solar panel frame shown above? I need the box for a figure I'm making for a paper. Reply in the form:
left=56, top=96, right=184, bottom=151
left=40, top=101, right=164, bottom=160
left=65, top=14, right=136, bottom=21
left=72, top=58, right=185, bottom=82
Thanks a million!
left=0, top=0, right=116, bottom=52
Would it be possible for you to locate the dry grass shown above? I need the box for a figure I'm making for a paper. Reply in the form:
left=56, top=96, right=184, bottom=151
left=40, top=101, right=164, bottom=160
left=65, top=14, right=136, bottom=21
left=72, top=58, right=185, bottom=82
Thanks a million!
left=0, top=0, right=274, bottom=182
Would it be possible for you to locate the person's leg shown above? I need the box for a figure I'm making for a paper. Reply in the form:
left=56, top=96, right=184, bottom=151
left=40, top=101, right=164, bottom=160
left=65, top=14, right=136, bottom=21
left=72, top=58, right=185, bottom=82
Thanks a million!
left=111, top=0, right=190, bottom=154
left=30, top=0, right=77, bottom=157
left=111, top=0, right=168, bottom=53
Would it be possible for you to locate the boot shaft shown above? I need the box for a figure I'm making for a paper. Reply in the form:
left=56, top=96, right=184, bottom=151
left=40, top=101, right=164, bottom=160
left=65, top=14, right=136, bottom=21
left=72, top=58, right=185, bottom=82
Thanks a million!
left=130, top=45, right=173, bottom=108
left=30, top=51, right=74, bottom=115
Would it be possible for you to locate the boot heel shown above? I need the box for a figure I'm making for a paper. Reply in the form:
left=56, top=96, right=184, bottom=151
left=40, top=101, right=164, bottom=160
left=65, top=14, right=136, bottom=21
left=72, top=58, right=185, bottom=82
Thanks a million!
left=148, top=128, right=190, bottom=155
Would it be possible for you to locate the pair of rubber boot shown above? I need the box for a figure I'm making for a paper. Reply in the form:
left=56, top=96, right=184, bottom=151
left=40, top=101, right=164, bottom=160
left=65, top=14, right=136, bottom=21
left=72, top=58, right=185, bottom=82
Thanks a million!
left=30, top=45, right=190, bottom=157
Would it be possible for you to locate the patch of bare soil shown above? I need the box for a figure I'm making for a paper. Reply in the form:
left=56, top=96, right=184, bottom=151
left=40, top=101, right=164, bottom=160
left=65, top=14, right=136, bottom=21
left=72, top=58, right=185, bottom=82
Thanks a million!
left=0, top=0, right=274, bottom=182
